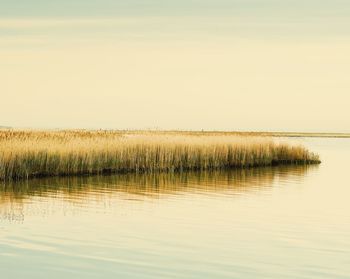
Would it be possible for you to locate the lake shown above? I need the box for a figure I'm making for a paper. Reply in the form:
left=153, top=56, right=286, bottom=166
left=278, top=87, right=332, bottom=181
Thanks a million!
left=1, top=138, right=349, bottom=278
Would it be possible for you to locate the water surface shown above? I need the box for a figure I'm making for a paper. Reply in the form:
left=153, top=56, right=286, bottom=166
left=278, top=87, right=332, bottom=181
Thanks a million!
left=1, top=138, right=350, bottom=278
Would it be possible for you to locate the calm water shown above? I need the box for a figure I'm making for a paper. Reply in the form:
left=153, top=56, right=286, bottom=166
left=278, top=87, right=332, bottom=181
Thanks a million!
left=1, top=138, right=350, bottom=279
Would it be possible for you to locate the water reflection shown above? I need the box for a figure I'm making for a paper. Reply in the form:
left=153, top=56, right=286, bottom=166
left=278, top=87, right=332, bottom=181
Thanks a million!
left=0, top=165, right=316, bottom=223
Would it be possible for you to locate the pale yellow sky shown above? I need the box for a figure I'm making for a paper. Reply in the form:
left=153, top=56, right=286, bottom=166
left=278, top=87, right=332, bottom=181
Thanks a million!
left=1, top=16, right=350, bottom=132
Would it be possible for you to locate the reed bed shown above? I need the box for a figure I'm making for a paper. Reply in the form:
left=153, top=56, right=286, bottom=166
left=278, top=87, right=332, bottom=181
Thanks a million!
left=0, top=130, right=320, bottom=180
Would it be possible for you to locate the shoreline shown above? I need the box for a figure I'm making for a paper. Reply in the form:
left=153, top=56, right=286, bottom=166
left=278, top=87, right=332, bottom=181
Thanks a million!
left=2, top=128, right=348, bottom=138
left=0, top=130, right=321, bottom=181
left=1, top=159, right=321, bottom=182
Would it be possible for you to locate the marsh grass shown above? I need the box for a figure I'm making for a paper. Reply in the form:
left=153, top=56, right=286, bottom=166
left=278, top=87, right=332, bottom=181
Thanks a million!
left=0, top=130, right=320, bottom=180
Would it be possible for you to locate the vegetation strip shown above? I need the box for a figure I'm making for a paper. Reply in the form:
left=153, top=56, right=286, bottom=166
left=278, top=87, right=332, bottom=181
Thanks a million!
left=0, top=130, right=320, bottom=180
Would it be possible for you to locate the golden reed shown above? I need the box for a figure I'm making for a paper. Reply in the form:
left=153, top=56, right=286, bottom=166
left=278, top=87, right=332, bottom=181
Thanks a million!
left=0, top=130, right=320, bottom=180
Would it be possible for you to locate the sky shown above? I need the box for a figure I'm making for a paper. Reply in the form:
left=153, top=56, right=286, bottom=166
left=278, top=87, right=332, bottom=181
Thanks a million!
left=1, top=0, right=350, bottom=132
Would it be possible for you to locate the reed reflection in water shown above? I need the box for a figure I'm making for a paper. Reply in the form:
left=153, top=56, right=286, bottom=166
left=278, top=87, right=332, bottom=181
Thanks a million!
left=0, top=163, right=325, bottom=279
left=0, top=165, right=314, bottom=221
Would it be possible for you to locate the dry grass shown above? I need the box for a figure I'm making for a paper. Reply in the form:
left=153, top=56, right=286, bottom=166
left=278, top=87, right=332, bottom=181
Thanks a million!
left=0, top=129, right=320, bottom=180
